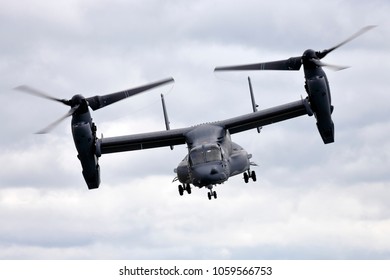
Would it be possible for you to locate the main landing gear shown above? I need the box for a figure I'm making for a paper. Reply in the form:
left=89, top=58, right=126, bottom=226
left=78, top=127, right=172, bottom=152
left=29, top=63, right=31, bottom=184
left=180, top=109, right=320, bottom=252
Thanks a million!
left=178, top=184, right=191, bottom=196
left=243, top=170, right=256, bottom=183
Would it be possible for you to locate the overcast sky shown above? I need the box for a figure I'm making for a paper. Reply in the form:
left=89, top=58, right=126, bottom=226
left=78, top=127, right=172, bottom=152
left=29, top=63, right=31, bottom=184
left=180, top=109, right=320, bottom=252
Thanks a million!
left=1, top=0, right=390, bottom=259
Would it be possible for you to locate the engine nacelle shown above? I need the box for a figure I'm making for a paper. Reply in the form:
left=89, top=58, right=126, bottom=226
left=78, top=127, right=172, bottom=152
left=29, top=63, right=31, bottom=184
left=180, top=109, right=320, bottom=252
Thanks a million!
left=72, top=122, right=101, bottom=189
left=306, top=76, right=334, bottom=144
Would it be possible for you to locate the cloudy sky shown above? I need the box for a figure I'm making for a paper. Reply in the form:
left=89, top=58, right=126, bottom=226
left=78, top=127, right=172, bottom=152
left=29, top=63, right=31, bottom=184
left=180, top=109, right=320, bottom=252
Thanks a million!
left=1, top=0, right=389, bottom=259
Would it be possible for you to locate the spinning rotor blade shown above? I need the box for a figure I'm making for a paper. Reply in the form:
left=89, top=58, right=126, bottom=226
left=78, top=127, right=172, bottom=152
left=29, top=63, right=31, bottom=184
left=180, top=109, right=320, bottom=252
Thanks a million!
left=317, top=25, right=376, bottom=59
left=214, top=26, right=375, bottom=73
left=214, top=56, right=302, bottom=72
left=86, top=77, right=175, bottom=111
left=14, top=85, right=70, bottom=105
left=312, top=60, right=350, bottom=71
left=36, top=105, right=79, bottom=134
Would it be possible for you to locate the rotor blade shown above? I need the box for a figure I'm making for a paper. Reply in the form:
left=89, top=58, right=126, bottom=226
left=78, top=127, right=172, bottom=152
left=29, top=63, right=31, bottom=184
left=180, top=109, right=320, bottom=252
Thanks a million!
left=314, top=60, right=350, bottom=71
left=86, top=77, right=175, bottom=111
left=14, top=85, right=70, bottom=105
left=318, top=25, right=376, bottom=59
left=35, top=105, right=79, bottom=134
left=214, top=56, right=302, bottom=71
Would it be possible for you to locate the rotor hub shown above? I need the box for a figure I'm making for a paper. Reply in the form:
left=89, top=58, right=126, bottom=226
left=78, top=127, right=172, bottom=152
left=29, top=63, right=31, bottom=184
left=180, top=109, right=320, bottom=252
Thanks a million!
left=70, top=94, right=86, bottom=106
left=302, top=49, right=319, bottom=60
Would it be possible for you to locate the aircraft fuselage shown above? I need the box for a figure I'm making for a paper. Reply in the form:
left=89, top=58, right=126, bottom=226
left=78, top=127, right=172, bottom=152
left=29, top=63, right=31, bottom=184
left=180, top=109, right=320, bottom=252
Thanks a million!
left=175, top=124, right=252, bottom=189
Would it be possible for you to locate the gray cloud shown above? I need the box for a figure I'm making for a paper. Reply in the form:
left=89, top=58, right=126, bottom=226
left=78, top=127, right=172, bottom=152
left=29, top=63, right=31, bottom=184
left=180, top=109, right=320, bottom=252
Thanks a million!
left=1, top=0, right=390, bottom=259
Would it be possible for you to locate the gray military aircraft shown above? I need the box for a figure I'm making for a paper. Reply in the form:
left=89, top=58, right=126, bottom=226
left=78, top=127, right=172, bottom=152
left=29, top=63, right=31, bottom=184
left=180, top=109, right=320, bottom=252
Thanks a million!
left=16, top=26, right=374, bottom=200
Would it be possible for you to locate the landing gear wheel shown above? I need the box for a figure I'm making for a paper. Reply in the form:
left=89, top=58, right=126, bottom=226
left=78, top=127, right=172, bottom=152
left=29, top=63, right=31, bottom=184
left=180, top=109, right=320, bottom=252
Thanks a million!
left=244, top=172, right=249, bottom=183
left=186, top=184, right=191, bottom=194
left=178, top=185, right=184, bottom=196
left=208, top=191, right=217, bottom=200
left=251, top=171, right=257, bottom=182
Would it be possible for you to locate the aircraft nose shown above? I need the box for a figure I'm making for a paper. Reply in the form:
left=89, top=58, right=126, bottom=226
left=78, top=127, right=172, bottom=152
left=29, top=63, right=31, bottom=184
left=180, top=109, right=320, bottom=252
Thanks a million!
left=191, top=163, right=227, bottom=186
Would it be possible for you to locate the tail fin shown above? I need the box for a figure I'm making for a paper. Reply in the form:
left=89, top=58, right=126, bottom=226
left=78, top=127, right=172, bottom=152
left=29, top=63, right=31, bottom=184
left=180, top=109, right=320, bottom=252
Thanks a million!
left=161, top=94, right=174, bottom=150
left=248, top=77, right=261, bottom=133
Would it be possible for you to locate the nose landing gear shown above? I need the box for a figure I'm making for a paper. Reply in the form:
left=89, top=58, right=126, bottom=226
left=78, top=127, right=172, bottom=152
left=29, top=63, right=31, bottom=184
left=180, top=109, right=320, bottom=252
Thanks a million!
left=207, top=185, right=217, bottom=200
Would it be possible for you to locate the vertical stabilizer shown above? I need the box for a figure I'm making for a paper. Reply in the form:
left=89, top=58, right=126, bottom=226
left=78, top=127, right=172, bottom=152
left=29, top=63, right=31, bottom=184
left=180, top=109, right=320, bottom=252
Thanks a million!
left=161, top=94, right=174, bottom=150
left=248, top=77, right=261, bottom=133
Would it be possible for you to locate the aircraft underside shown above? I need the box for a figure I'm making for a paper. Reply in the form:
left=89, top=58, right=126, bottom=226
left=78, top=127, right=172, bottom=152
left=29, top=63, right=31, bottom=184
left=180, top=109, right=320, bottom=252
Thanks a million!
left=176, top=168, right=257, bottom=200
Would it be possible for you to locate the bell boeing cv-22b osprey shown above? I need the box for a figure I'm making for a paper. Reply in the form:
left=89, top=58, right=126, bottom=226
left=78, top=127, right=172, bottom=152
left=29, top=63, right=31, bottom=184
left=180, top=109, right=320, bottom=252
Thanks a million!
left=16, top=26, right=374, bottom=200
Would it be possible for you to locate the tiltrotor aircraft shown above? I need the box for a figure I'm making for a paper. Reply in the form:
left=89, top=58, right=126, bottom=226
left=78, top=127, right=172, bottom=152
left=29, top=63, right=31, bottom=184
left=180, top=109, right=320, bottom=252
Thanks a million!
left=16, top=26, right=374, bottom=200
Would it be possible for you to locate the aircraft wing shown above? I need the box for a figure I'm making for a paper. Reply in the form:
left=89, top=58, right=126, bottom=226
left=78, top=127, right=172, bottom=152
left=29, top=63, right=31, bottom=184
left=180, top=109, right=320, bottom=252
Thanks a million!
left=216, top=98, right=312, bottom=134
left=98, top=98, right=311, bottom=155
left=98, top=127, right=191, bottom=154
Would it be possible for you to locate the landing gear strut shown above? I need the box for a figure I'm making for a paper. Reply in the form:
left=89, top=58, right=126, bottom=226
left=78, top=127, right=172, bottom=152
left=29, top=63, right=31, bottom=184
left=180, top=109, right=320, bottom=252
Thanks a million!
left=243, top=170, right=257, bottom=183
